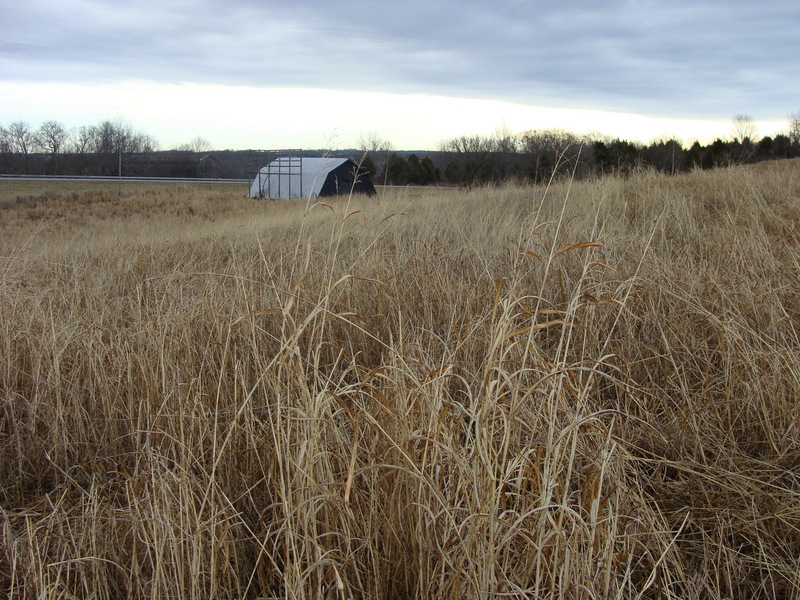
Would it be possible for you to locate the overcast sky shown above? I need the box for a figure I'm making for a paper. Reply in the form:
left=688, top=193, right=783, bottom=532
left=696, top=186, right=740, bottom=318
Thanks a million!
left=1, top=0, right=798, bottom=149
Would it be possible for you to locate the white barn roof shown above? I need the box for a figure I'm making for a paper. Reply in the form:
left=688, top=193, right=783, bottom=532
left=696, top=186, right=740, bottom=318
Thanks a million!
left=248, top=157, right=351, bottom=200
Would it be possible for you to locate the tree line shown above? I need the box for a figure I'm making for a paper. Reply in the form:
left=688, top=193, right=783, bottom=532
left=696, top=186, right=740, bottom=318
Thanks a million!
left=3, top=114, right=800, bottom=184
left=0, top=118, right=213, bottom=177
left=362, top=113, right=800, bottom=186
left=427, top=113, right=800, bottom=186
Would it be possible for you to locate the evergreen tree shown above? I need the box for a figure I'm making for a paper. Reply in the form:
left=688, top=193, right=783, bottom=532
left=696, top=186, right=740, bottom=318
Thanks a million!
left=419, top=157, right=436, bottom=184
left=384, top=154, right=411, bottom=185
left=361, top=153, right=377, bottom=178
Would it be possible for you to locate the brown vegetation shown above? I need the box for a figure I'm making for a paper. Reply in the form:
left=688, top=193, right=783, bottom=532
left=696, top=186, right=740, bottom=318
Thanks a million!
left=2, top=161, right=800, bottom=598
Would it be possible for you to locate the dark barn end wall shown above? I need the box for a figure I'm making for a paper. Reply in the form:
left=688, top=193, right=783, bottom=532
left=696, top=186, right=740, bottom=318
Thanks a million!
left=319, top=160, right=376, bottom=197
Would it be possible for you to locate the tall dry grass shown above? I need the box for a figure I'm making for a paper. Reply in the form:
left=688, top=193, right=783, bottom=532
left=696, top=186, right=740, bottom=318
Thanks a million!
left=1, top=161, right=800, bottom=599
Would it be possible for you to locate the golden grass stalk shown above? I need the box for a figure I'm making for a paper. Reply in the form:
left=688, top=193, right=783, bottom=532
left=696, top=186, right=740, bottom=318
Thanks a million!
left=1, top=161, right=800, bottom=598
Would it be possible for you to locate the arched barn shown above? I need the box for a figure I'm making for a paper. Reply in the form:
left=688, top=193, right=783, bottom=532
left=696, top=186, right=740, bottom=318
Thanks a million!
left=248, top=157, right=376, bottom=199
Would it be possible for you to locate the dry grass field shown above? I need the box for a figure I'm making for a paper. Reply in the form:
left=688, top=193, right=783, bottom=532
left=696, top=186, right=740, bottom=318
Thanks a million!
left=2, top=161, right=800, bottom=599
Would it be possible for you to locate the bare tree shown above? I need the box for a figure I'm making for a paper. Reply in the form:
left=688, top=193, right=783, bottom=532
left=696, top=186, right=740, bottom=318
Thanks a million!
left=72, top=125, right=97, bottom=154
left=518, top=128, right=580, bottom=156
left=112, top=119, right=136, bottom=154
left=83, top=119, right=158, bottom=174
left=93, top=120, right=116, bottom=155
left=130, top=132, right=159, bottom=153
left=174, top=136, right=211, bottom=153
left=0, top=124, right=10, bottom=155
left=439, top=133, right=502, bottom=184
left=731, top=114, right=757, bottom=162
left=732, top=114, right=757, bottom=143
left=5, top=121, right=35, bottom=171
left=358, top=132, right=394, bottom=184
left=191, top=136, right=211, bottom=152
left=35, top=120, right=69, bottom=172
left=91, top=118, right=156, bottom=154
left=0, top=124, right=11, bottom=173
left=788, top=111, right=800, bottom=146
left=35, top=120, right=68, bottom=155
left=358, top=131, right=394, bottom=154
left=7, top=121, right=35, bottom=156
left=518, top=128, right=584, bottom=181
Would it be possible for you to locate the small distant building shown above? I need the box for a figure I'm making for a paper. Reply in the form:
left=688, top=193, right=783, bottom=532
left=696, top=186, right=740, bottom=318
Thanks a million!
left=248, top=157, right=376, bottom=199
left=196, top=154, right=220, bottom=178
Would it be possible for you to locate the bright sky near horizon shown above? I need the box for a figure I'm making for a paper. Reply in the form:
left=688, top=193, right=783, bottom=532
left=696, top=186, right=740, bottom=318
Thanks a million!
left=1, top=0, right=798, bottom=151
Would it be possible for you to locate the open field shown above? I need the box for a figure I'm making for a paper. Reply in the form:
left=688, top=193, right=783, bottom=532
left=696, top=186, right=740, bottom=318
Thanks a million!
left=2, top=161, right=800, bottom=599
left=0, top=178, right=250, bottom=206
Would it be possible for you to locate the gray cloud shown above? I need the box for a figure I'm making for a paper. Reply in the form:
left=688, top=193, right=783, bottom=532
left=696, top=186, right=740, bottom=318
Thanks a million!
left=2, top=0, right=798, bottom=119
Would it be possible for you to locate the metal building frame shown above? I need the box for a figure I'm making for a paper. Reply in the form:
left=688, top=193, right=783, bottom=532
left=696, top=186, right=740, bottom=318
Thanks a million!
left=248, top=149, right=304, bottom=199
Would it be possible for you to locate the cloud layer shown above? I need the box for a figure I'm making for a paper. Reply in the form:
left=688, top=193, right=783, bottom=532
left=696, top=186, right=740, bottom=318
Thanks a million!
left=3, top=0, right=798, bottom=120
